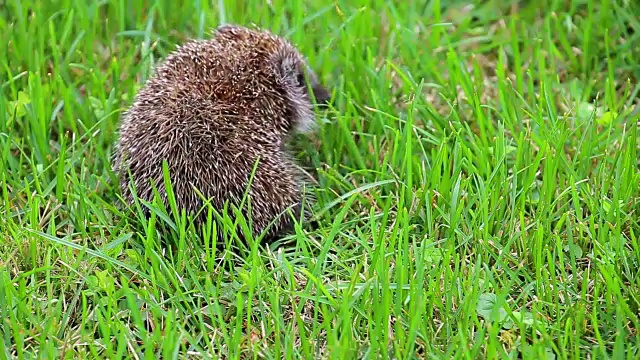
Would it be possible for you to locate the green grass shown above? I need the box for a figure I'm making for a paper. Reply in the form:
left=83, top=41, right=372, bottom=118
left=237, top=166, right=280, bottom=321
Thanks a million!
left=1, top=0, right=640, bottom=358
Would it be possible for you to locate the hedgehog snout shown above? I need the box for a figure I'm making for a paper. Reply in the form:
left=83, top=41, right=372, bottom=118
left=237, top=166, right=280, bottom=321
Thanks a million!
left=311, top=83, right=331, bottom=106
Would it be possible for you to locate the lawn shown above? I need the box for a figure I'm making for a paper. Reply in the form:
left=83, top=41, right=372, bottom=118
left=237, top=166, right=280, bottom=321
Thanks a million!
left=1, top=0, right=640, bottom=358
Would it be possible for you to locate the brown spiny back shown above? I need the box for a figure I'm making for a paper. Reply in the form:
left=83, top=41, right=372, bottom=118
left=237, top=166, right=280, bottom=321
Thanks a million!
left=112, top=24, right=330, bottom=242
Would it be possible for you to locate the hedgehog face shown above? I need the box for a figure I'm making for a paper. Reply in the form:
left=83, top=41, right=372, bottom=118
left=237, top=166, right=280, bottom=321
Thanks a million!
left=276, top=51, right=330, bottom=133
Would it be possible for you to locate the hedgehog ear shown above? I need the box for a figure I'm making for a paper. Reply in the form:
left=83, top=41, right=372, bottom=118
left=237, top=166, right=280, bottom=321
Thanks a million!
left=273, top=49, right=304, bottom=88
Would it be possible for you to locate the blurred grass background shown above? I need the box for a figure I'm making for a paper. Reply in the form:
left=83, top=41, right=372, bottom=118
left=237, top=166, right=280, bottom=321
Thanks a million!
left=1, top=0, right=639, bottom=358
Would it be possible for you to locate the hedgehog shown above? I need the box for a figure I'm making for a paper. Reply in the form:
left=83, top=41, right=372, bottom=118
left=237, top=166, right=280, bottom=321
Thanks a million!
left=112, top=24, right=330, bottom=242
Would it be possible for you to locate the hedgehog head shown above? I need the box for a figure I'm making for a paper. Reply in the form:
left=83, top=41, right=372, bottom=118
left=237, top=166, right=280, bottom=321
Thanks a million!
left=213, top=24, right=330, bottom=134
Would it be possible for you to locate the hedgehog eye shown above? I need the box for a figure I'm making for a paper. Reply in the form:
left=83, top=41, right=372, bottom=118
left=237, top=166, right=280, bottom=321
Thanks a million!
left=296, top=73, right=306, bottom=88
